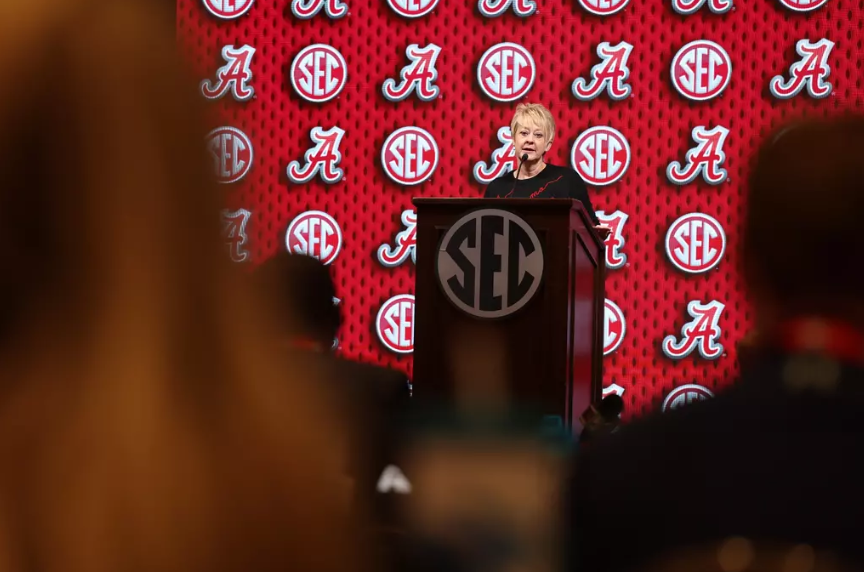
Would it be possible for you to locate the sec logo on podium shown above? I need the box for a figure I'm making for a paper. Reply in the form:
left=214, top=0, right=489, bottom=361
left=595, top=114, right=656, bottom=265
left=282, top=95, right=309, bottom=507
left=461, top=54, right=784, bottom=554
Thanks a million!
left=435, top=209, right=543, bottom=319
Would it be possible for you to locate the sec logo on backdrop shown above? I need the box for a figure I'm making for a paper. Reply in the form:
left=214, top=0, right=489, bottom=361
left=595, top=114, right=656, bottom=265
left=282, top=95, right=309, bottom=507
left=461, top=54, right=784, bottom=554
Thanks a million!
left=571, top=126, right=630, bottom=186
left=285, top=211, right=343, bottom=265
left=387, top=0, right=439, bottom=17
left=437, top=209, right=543, bottom=319
left=662, top=384, right=714, bottom=412
left=290, top=44, right=348, bottom=103
left=207, top=127, right=253, bottom=184
left=778, top=0, right=827, bottom=10
left=603, top=299, right=625, bottom=355
left=376, top=295, right=415, bottom=354
left=665, top=213, right=726, bottom=274
left=670, top=40, right=732, bottom=101
left=477, top=43, right=536, bottom=102
left=381, top=127, right=439, bottom=185
left=202, top=0, right=254, bottom=19
left=578, top=0, right=630, bottom=16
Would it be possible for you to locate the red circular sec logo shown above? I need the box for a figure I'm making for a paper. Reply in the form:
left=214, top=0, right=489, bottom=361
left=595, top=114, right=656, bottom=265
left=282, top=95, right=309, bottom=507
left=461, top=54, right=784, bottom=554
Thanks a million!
left=579, top=0, right=630, bottom=16
left=477, top=43, right=536, bottom=102
left=285, top=210, right=343, bottom=265
left=662, top=384, right=714, bottom=412
left=671, top=40, right=732, bottom=101
left=290, top=44, right=348, bottom=103
left=603, top=299, right=626, bottom=355
left=202, top=0, right=254, bottom=19
left=665, top=213, right=727, bottom=274
left=376, top=294, right=415, bottom=354
left=571, top=126, right=631, bottom=186
left=207, top=127, right=253, bottom=184
left=381, top=127, right=440, bottom=185
left=778, top=0, right=827, bottom=11
left=387, top=0, right=439, bottom=17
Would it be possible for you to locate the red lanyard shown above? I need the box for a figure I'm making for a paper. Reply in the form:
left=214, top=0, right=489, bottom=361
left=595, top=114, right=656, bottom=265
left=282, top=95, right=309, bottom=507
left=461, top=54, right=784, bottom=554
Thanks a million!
left=772, top=317, right=864, bottom=369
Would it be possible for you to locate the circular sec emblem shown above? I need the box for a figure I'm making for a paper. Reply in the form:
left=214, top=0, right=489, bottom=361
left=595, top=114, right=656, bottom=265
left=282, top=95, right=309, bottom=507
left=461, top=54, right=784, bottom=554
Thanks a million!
left=477, top=43, right=536, bottom=102
left=285, top=210, right=343, bottom=265
left=603, top=299, right=626, bottom=355
left=376, top=294, right=415, bottom=354
left=578, top=0, right=630, bottom=15
left=290, top=44, right=348, bottom=103
left=437, top=209, right=543, bottom=319
left=778, top=0, right=827, bottom=11
left=662, top=384, right=714, bottom=412
left=571, top=126, right=631, bottom=186
left=671, top=40, right=732, bottom=102
left=665, top=213, right=726, bottom=274
left=202, top=0, right=255, bottom=19
left=381, top=127, right=439, bottom=185
left=387, top=0, right=439, bottom=17
left=207, top=127, right=253, bottom=184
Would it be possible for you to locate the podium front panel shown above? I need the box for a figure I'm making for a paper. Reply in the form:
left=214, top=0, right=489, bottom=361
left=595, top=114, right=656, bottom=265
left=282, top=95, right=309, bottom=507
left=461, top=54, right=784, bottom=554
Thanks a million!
left=412, top=199, right=604, bottom=433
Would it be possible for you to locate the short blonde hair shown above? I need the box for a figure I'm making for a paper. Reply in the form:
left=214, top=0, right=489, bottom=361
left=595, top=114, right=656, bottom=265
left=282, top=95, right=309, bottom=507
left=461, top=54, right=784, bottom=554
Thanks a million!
left=510, top=103, right=556, bottom=144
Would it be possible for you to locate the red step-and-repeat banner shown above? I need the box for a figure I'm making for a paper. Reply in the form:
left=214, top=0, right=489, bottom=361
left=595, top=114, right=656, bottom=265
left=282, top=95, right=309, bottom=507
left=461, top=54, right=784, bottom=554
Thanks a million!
left=177, top=0, right=862, bottom=417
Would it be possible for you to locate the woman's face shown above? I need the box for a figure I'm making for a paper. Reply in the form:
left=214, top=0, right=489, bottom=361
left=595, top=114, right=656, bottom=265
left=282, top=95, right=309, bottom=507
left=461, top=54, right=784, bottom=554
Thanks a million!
left=513, top=120, right=552, bottom=162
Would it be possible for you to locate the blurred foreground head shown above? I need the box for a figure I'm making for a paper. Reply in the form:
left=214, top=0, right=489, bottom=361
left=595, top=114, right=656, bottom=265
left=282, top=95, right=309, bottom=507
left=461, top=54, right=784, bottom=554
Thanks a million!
left=253, top=252, right=341, bottom=349
left=744, top=116, right=864, bottom=327
left=0, top=2, right=356, bottom=572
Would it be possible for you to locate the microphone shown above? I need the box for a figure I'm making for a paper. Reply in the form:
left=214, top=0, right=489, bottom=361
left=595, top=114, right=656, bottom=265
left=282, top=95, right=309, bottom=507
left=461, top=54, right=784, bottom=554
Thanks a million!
left=508, top=153, right=529, bottom=197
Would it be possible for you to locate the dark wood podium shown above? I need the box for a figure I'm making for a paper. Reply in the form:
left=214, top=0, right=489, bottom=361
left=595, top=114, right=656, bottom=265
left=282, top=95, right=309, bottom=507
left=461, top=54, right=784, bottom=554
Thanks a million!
left=411, top=198, right=606, bottom=433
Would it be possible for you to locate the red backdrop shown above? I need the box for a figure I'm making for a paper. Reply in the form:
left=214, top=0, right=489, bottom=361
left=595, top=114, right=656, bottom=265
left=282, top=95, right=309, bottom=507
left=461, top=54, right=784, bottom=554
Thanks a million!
left=178, top=0, right=863, bottom=417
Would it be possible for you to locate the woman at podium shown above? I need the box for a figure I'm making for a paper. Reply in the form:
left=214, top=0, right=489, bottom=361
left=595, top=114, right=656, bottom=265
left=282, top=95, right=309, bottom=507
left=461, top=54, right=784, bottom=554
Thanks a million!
left=484, top=103, right=606, bottom=230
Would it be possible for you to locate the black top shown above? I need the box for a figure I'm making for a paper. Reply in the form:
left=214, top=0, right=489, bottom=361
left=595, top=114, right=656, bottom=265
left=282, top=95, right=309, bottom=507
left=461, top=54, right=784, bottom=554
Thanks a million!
left=567, top=351, right=864, bottom=572
left=484, top=163, right=599, bottom=226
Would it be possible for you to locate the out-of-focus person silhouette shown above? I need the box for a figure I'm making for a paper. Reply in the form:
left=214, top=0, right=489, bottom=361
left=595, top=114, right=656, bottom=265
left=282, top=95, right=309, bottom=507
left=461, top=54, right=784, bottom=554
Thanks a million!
left=578, top=394, right=624, bottom=444
left=0, top=2, right=359, bottom=572
left=252, top=252, right=411, bottom=528
left=636, top=537, right=861, bottom=572
left=568, top=116, right=864, bottom=572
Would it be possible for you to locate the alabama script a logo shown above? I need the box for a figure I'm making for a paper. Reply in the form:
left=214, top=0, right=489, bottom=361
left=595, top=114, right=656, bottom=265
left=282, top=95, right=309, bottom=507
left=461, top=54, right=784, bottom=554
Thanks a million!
left=667, top=125, right=729, bottom=185
left=572, top=42, right=633, bottom=101
left=473, top=126, right=517, bottom=183
left=221, top=208, right=251, bottom=262
left=200, top=45, right=255, bottom=101
left=770, top=39, right=835, bottom=99
left=596, top=210, right=628, bottom=269
left=291, top=0, right=348, bottom=18
left=286, top=126, right=345, bottom=184
left=382, top=44, right=442, bottom=102
left=378, top=209, right=417, bottom=267
left=662, top=300, right=725, bottom=360
left=672, top=0, right=732, bottom=14
left=478, top=0, right=537, bottom=17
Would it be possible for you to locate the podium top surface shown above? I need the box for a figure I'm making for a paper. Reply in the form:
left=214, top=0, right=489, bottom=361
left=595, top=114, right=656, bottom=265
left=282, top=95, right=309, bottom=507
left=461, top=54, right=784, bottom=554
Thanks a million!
left=413, top=197, right=580, bottom=209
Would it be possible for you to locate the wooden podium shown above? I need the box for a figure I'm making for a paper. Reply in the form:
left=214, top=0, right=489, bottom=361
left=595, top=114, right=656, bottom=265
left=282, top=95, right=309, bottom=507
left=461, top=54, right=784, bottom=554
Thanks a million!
left=411, top=198, right=606, bottom=433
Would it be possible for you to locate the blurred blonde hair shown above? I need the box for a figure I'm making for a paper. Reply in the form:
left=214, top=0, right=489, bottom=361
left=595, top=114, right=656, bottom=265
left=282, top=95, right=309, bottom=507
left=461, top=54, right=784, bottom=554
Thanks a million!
left=0, top=2, right=357, bottom=572
left=510, top=103, right=556, bottom=145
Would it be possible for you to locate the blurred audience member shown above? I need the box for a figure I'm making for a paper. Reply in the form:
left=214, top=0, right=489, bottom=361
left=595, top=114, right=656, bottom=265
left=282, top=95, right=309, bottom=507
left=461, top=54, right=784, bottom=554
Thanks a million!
left=568, top=116, right=864, bottom=572
left=578, top=394, right=624, bottom=444
left=252, top=252, right=411, bottom=528
left=0, top=2, right=359, bottom=572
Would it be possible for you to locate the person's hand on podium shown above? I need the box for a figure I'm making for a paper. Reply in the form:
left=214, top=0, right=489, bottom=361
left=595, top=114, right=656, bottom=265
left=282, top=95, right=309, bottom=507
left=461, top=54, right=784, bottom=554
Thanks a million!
left=594, top=224, right=612, bottom=239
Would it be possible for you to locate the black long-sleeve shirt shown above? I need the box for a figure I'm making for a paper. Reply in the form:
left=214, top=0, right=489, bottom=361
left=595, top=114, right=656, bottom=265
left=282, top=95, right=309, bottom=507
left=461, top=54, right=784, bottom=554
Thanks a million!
left=484, top=163, right=600, bottom=226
